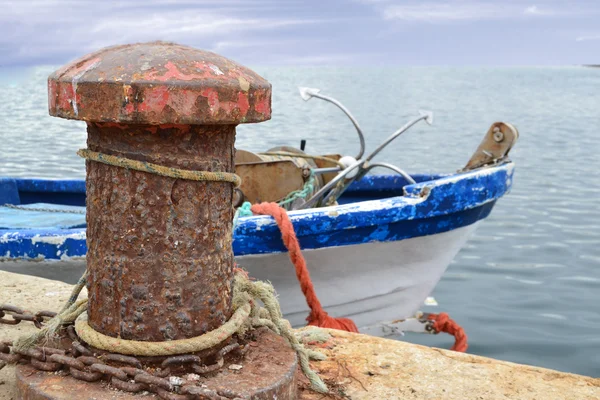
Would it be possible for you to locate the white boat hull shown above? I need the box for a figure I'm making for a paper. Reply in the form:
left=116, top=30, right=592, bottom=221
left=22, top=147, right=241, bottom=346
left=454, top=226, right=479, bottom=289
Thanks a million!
left=236, top=222, right=479, bottom=334
left=0, top=222, right=478, bottom=336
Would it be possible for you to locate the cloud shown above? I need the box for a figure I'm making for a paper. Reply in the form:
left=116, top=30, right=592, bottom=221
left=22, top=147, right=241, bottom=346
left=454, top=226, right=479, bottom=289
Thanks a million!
left=210, top=38, right=327, bottom=54
left=0, top=0, right=337, bottom=66
left=261, top=54, right=357, bottom=66
left=380, top=1, right=576, bottom=23
left=2, top=0, right=600, bottom=67
left=576, top=34, right=600, bottom=42
left=523, top=5, right=557, bottom=16
left=383, top=3, right=502, bottom=22
left=524, top=5, right=540, bottom=14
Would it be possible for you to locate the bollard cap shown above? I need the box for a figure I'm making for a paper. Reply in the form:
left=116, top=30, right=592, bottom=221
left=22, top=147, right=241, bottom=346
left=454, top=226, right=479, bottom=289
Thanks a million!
left=48, top=41, right=271, bottom=125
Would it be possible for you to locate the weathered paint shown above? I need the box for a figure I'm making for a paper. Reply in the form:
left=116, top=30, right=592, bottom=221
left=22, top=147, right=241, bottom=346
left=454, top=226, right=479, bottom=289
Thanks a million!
left=17, top=41, right=290, bottom=399
left=234, top=163, right=513, bottom=254
left=48, top=41, right=272, bottom=125
left=0, top=162, right=515, bottom=260
left=0, top=230, right=86, bottom=260
left=44, top=42, right=274, bottom=344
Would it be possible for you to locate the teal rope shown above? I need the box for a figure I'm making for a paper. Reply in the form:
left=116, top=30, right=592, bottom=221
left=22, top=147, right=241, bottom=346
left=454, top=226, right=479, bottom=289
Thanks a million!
left=233, top=201, right=253, bottom=229
left=278, top=171, right=316, bottom=207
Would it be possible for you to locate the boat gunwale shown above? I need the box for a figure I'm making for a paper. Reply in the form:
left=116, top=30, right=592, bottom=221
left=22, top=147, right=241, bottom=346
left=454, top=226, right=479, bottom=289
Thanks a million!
left=0, top=162, right=514, bottom=260
left=236, top=162, right=514, bottom=233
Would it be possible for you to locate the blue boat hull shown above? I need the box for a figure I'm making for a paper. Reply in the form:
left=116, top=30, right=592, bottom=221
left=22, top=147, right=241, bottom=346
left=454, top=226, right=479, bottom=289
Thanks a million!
left=1, top=163, right=514, bottom=330
left=1, top=163, right=514, bottom=261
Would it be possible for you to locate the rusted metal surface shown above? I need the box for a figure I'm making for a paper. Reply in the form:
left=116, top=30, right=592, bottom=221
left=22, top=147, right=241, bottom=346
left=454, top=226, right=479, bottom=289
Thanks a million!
left=234, top=149, right=263, bottom=164
left=48, top=41, right=271, bottom=125
left=234, top=146, right=338, bottom=205
left=45, top=42, right=273, bottom=341
left=86, top=122, right=236, bottom=340
left=16, top=329, right=298, bottom=400
left=462, top=122, right=519, bottom=171
left=235, top=160, right=306, bottom=204
left=35, top=42, right=293, bottom=398
left=311, top=154, right=342, bottom=184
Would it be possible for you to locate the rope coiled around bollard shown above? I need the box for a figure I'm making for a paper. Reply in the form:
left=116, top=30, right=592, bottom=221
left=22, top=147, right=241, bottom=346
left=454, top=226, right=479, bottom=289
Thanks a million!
left=74, top=303, right=252, bottom=357
left=14, top=271, right=329, bottom=393
left=13, top=148, right=329, bottom=393
left=77, top=149, right=241, bottom=187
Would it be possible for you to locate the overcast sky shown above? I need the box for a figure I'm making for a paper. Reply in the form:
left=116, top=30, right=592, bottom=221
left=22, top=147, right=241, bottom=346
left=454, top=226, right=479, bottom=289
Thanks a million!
left=1, top=0, right=599, bottom=67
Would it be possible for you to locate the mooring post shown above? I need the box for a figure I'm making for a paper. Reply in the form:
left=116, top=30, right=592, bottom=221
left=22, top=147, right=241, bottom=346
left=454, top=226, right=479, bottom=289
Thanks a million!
left=14, top=42, right=300, bottom=399
left=48, top=42, right=271, bottom=341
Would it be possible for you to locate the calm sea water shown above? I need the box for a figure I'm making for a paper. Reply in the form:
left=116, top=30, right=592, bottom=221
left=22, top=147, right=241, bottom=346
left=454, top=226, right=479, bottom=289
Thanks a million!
left=1, top=66, right=599, bottom=377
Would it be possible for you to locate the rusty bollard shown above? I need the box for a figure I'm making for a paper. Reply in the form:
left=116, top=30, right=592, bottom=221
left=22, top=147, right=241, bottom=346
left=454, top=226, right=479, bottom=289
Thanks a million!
left=16, top=42, right=298, bottom=399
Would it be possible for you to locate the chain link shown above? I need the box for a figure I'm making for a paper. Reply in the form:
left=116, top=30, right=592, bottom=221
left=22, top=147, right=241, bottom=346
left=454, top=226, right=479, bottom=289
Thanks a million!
left=0, top=323, right=248, bottom=399
left=0, top=304, right=57, bottom=328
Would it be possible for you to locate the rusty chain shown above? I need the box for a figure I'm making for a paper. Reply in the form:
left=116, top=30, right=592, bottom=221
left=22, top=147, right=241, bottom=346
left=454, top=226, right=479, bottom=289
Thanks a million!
left=0, top=304, right=250, bottom=400
left=0, top=338, right=249, bottom=399
left=0, top=304, right=57, bottom=328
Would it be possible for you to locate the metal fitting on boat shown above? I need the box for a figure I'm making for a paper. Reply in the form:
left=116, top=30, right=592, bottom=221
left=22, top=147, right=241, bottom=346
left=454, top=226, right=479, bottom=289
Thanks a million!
left=339, top=155, right=359, bottom=178
left=493, top=131, right=505, bottom=142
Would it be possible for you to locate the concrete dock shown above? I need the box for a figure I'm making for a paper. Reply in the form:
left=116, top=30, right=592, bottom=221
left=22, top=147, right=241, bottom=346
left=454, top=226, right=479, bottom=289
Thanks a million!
left=1, top=270, right=599, bottom=400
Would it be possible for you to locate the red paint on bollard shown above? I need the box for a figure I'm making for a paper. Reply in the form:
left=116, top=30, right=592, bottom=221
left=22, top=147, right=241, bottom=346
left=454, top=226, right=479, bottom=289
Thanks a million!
left=47, top=41, right=271, bottom=341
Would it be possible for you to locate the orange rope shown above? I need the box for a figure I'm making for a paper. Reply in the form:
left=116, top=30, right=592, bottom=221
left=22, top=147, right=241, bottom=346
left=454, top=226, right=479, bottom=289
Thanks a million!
left=428, top=312, right=468, bottom=352
left=250, top=202, right=359, bottom=333
left=246, top=202, right=466, bottom=348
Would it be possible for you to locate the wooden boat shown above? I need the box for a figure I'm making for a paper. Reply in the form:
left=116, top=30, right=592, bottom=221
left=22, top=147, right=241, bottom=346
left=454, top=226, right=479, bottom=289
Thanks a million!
left=0, top=89, right=518, bottom=335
